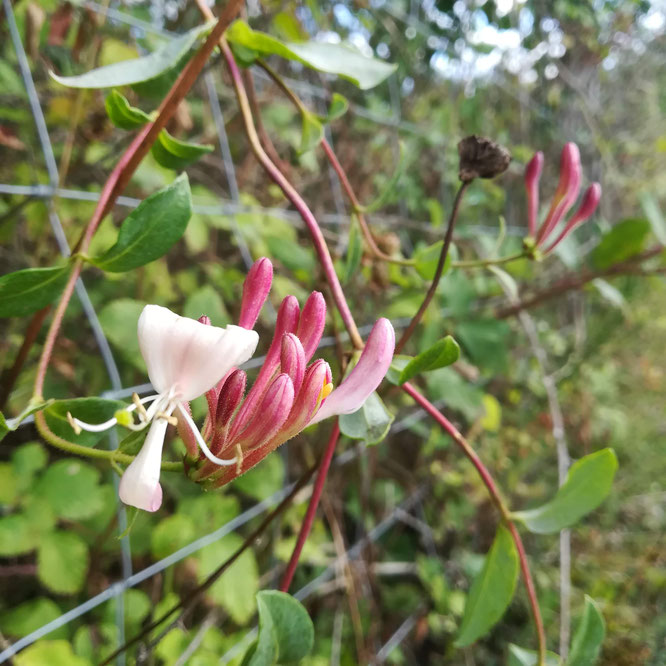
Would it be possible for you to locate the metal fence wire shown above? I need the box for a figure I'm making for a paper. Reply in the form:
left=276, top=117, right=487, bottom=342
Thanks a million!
left=0, top=1, right=561, bottom=663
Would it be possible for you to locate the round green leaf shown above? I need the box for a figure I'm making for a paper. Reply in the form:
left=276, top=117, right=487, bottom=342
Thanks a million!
left=14, top=640, right=91, bottom=666
left=37, top=531, right=89, bottom=595
left=151, top=513, right=196, bottom=559
left=0, top=598, right=66, bottom=640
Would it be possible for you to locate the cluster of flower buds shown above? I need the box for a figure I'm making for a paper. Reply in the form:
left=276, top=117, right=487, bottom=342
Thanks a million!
left=190, top=257, right=395, bottom=489
left=524, top=142, right=602, bottom=256
left=68, top=258, right=395, bottom=512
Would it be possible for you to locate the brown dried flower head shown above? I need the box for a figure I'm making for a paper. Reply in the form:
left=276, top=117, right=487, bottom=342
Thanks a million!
left=457, top=135, right=511, bottom=182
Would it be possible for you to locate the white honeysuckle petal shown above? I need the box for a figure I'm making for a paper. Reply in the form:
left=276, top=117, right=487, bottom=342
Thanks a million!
left=137, top=305, right=259, bottom=401
left=118, top=416, right=168, bottom=512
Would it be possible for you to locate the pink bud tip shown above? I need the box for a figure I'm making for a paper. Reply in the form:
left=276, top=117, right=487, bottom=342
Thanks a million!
left=239, top=257, right=273, bottom=330
left=198, top=315, right=211, bottom=326
left=216, top=369, right=247, bottom=428
left=524, top=151, right=543, bottom=237
left=281, top=333, right=306, bottom=393
left=544, top=182, right=602, bottom=254
left=296, top=291, right=326, bottom=363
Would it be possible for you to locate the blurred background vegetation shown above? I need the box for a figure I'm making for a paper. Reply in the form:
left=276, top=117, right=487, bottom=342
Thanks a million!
left=0, top=0, right=665, bottom=664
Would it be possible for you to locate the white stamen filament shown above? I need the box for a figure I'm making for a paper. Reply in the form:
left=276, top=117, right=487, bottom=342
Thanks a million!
left=178, top=405, right=238, bottom=467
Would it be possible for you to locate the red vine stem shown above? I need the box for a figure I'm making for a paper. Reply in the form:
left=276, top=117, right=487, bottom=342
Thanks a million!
left=402, top=381, right=547, bottom=664
left=279, top=421, right=341, bottom=592
left=32, top=0, right=244, bottom=399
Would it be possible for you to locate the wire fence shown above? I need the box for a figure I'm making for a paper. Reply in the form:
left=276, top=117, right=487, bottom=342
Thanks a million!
left=0, top=1, right=560, bottom=663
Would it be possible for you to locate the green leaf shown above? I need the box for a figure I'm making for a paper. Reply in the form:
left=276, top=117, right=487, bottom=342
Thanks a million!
left=0, top=266, right=68, bottom=317
left=34, top=459, right=106, bottom=520
left=0, top=463, right=18, bottom=505
left=15, top=640, right=91, bottom=666
left=413, top=240, right=454, bottom=280
left=105, top=89, right=154, bottom=130
left=50, top=23, right=212, bottom=89
left=386, top=355, right=412, bottom=385
left=184, top=284, right=229, bottom=327
left=233, top=453, right=285, bottom=501
left=198, top=534, right=259, bottom=625
left=11, top=442, right=48, bottom=490
left=92, top=173, right=192, bottom=272
left=299, top=110, right=324, bottom=153
left=98, top=299, right=147, bottom=369
left=0, top=399, right=53, bottom=442
left=37, top=531, right=89, bottom=595
left=226, top=20, right=397, bottom=90
left=322, top=92, right=349, bottom=122
left=591, top=218, right=651, bottom=269
left=343, top=216, right=363, bottom=284
left=456, top=318, right=510, bottom=374
left=512, top=449, right=618, bottom=534
left=265, top=236, right=316, bottom=272
left=0, top=515, right=41, bottom=556
left=339, top=391, right=394, bottom=446
left=639, top=192, right=666, bottom=245
left=151, top=513, right=196, bottom=559
left=0, top=598, right=66, bottom=640
left=150, top=129, right=214, bottom=170
left=359, top=141, right=406, bottom=213
left=567, top=596, right=605, bottom=666
left=45, top=398, right=125, bottom=448
left=508, top=644, right=561, bottom=666
left=399, top=336, right=460, bottom=384
left=251, top=591, right=314, bottom=665
left=454, top=524, right=519, bottom=647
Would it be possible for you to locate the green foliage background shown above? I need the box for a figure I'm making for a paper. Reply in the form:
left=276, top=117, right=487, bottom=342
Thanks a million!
left=0, top=0, right=665, bottom=664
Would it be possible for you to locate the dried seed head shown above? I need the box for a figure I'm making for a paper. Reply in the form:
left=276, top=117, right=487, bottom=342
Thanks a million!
left=457, top=135, right=511, bottom=182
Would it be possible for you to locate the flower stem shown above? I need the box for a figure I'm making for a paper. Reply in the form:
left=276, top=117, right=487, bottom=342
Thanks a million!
left=280, top=420, right=341, bottom=592
left=401, top=381, right=546, bottom=665
left=395, top=182, right=468, bottom=354
left=453, top=250, right=527, bottom=269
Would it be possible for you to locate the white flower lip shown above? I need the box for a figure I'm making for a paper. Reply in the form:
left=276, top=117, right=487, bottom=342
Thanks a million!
left=138, top=304, right=258, bottom=402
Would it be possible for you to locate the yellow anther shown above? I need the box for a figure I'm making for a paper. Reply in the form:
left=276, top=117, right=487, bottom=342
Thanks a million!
left=66, top=411, right=82, bottom=435
left=320, top=382, right=334, bottom=400
left=235, top=444, right=244, bottom=476
left=156, top=412, right=178, bottom=427
left=132, top=393, right=149, bottom=421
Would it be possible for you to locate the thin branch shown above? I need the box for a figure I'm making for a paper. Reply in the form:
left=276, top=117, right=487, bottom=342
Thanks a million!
left=280, top=421, right=341, bottom=592
left=401, top=381, right=547, bottom=665
left=395, top=182, right=469, bottom=353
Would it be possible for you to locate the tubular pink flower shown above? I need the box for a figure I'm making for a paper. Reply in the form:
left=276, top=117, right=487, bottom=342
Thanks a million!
left=535, top=143, right=582, bottom=246
left=239, top=257, right=273, bottom=329
left=70, top=305, right=259, bottom=512
left=310, top=318, right=395, bottom=424
left=524, top=151, right=543, bottom=238
left=193, top=263, right=395, bottom=489
left=544, top=183, right=602, bottom=254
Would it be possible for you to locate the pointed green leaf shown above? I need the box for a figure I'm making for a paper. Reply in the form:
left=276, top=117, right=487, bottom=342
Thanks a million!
left=512, top=449, right=618, bottom=534
left=299, top=111, right=324, bottom=153
left=455, top=524, right=519, bottom=647
left=567, top=596, right=605, bottom=666
left=386, top=355, right=412, bottom=385
left=0, top=266, right=69, bottom=317
left=105, top=90, right=154, bottom=130
left=399, top=336, right=460, bottom=384
left=508, top=644, right=561, bottom=665
left=252, top=591, right=314, bottom=665
left=413, top=240, right=455, bottom=280
left=639, top=192, right=666, bottom=244
left=343, top=216, right=363, bottom=284
left=226, top=20, right=397, bottom=90
left=50, top=23, right=212, bottom=89
left=324, top=92, right=349, bottom=122
left=0, top=399, right=53, bottom=442
left=151, top=129, right=214, bottom=170
left=591, top=218, right=650, bottom=269
left=339, top=391, right=394, bottom=446
left=359, top=141, right=406, bottom=213
left=91, top=173, right=192, bottom=272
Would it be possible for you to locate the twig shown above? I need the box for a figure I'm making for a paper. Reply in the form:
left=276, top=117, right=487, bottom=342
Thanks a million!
left=395, top=182, right=468, bottom=353
left=280, top=421, right=341, bottom=592
left=401, top=381, right=547, bottom=665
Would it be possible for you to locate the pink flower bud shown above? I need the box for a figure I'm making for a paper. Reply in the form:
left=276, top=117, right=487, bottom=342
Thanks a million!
left=216, top=369, right=247, bottom=429
left=280, top=333, right=306, bottom=393
left=524, top=151, right=543, bottom=238
left=536, top=143, right=582, bottom=246
left=544, top=183, right=602, bottom=254
left=310, top=318, right=395, bottom=424
left=296, top=291, right=326, bottom=362
left=280, top=359, right=332, bottom=437
left=238, top=257, right=273, bottom=330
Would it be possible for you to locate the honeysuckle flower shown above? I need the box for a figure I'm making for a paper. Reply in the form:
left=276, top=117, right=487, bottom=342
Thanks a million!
left=524, top=142, right=601, bottom=256
left=191, top=257, right=396, bottom=489
left=68, top=305, right=259, bottom=511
